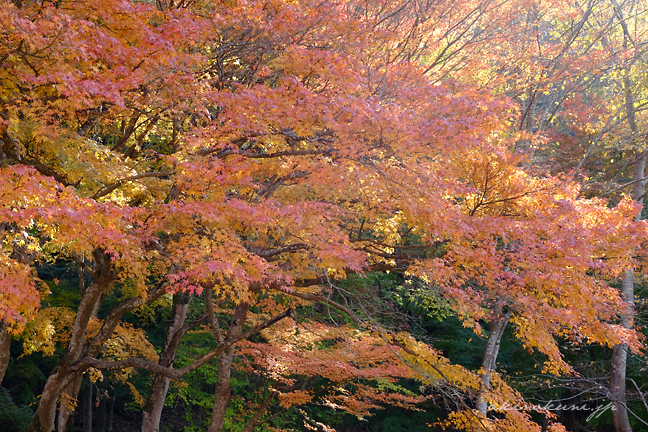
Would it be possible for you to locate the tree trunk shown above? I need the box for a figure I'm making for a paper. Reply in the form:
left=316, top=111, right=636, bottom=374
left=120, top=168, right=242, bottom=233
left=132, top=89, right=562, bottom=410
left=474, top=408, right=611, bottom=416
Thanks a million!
left=141, top=293, right=191, bottom=432
left=208, top=303, right=250, bottom=432
left=611, top=339, right=631, bottom=432
left=475, top=311, right=512, bottom=416
left=611, top=261, right=637, bottom=432
left=108, top=389, right=116, bottom=432
left=141, top=374, right=172, bottom=432
left=83, top=373, right=93, bottom=432
left=97, top=386, right=107, bottom=432
left=609, top=53, right=645, bottom=428
left=0, top=321, right=11, bottom=385
left=57, top=377, right=83, bottom=432
left=28, top=367, right=80, bottom=432
left=29, top=250, right=116, bottom=432
left=57, top=257, right=109, bottom=432
left=208, top=346, right=236, bottom=432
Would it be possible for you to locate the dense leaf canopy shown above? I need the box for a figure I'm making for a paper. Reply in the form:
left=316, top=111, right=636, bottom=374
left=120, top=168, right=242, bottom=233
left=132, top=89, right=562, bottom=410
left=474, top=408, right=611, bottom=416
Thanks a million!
left=0, top=0, right=647, bottom=431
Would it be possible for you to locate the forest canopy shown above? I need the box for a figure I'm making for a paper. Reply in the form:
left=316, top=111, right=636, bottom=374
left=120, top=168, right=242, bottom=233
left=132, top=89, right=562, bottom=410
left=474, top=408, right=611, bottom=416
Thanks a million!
left=0, top=0, right=647, bottom=431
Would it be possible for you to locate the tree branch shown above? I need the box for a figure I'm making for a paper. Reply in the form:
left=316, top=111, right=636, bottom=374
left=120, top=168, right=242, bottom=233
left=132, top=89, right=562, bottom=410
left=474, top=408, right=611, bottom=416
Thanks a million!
left=243, top=148, right=336, bottom=159
left=246, top=243, right=308, bottom=258
left=85, top=279, right=168, bottom=357
left=91, top=171, right=174, bottom=200
left=205, top=287, right=224, bottom=344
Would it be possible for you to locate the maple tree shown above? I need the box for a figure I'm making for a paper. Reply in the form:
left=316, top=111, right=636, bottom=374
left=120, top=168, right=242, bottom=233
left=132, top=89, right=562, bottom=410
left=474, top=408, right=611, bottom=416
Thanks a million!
left=481, top=2, right=648, bottom=429
left=416, top=1, right=648, bottom=429
left=0, top=0, right=646, bottom=431
left=560, top=3, right=648, bottom=429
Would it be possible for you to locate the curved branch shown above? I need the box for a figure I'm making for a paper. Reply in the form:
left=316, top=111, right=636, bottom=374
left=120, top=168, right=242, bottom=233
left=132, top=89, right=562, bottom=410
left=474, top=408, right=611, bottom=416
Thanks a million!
left=0, top=116, right=81, bottom=187
left=91, top=171, right=174, bottom=200
left=85, top=279, right=168, bottom=357
left=243, top=148, right=336, bottom=159
left=247, top=243, right=308, bottom=258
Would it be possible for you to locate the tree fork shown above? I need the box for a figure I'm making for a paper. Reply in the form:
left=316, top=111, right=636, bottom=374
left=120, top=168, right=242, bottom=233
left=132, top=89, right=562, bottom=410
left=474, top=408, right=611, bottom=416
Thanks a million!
left=141, top=292, right=192, bottom=432
left=208, top=302, right=250, bottom=432
left=475, top=310, right=512, bottom=416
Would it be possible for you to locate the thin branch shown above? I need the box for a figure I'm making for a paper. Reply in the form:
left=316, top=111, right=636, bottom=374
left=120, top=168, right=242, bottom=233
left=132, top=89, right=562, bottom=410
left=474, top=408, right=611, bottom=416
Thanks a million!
left=600, top=176, right=647, bottom=197
left=629, top=378, right=648, bottom=414
left=205, top=287, right=224, bottom=344
left=237, top=308, right=292, bottom=341
left=241, top=391, right=278, bottom=432
left=286, top=291, right=362, bottom=326
left=243, top=148, right=336, bottom=159
left=623, top=400, right=648, bottom=428
left=247, top=243, right=308, bottom=258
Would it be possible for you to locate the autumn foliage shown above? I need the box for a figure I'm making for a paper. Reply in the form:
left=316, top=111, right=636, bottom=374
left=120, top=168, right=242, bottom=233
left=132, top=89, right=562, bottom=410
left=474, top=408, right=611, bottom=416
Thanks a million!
left=0, top=0, right=646, bottom=431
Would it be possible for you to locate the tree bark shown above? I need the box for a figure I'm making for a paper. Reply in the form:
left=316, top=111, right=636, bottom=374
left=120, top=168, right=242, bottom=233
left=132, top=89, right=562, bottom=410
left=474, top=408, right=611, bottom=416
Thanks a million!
left=607, top=1, right=645, bottom=428
left=57, top=257, right=107, bottom=432
left=609, top=152, right=644, bottom=432
left=83, top=372, right=93, bottom=432
left=141, top=293, right=191, bottom=432
left=611, top=262, right=637, bottom=432
left=28, top=352, right=97, bottom=432
left=97, top=386, right=107, bottom=432
left=29, top=250, right=117, bottom=432
left=611, top=340, right=632, bottom=432
left=0, top=321, right=11, bottom=385
left=140, top=363, right=172, bottom=432
left=56, top=377, right=83, bottom=432
left=108, top=389, right=116, bottom=432
left=475, top=311, right=512, bottom=416
left=608, top=56, right=645, bottom=430
left=208, top=303, right=250, bottom=432
left=208, top=346, right=236, bottom=432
